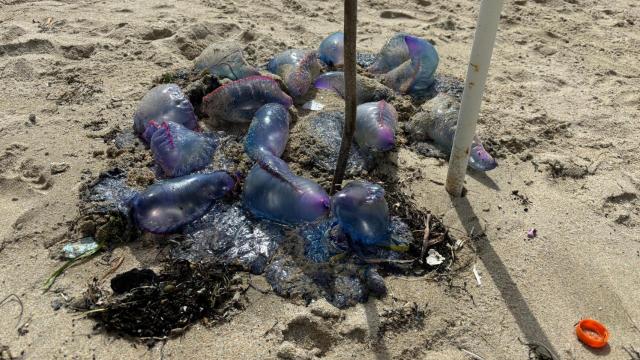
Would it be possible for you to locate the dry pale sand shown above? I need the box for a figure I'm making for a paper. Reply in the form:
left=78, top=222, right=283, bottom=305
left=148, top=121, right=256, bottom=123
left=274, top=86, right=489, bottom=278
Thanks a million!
left=1, top=0, right=640, bottom=359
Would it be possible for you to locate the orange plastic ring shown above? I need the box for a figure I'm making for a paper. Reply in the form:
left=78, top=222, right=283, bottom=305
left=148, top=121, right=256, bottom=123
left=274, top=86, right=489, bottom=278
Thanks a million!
left=575, top=319, right=609, bottom=348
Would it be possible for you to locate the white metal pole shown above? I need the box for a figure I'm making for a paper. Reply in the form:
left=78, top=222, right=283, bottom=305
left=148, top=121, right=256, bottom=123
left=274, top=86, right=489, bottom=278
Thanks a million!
left=445, top=0, right=504, bottom=196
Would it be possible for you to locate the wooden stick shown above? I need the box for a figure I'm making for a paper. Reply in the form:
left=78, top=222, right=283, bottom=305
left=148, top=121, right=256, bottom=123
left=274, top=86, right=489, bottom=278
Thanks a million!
left=331, top=0, right=357, bottom=194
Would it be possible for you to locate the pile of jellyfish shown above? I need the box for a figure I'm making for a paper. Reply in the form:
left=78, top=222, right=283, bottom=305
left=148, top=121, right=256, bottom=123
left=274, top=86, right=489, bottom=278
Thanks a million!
left=120, top=31, right=496, bottom=306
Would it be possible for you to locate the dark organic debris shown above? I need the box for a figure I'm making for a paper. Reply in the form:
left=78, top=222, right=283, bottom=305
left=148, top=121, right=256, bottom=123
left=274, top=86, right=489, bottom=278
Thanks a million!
left=184, top=73, right=221, bottom=119
left=382, top=181, right=456, bottom=273
left=541, top=157, right=591, bottom=179
left=86, top=261, right=243, bottom=338
left=432, top=74, right=464, bottom=98
left=80, top=168, right=136, bottom=217
left=43, top=169, right=139, bottom=292
left=77, top=168, right=138, bottom=244
left=378, top=302, right=427, bottom=337
left=111, top=268, right=158, bottom=294
left=410, top=141, right=448, bottom=160
left=154, top=68, right=190, bottom=86
left=511, top=190, right=532, bottom=206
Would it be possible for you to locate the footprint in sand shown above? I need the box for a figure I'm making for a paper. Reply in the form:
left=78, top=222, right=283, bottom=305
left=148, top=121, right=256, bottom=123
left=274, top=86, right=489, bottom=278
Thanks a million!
left=0, top=145, right=53, bottom=192
left=1, top=58, right=35, bottom=81
left=0, top=38, right=55, bottom=57
left=603, top=191, right=639, bottom=226
left=277, top=314, right=338, bottom=359
left=0, top=177, right=43, bottom=240
left=0, top=24, right=27, bottom=42
left=601, top=176, right=640, bottom=226
left=612, top=89, right=640, bottom=107
left=0, top=144, right=24, bottom=172
left=17, top=158, right=53, bottom=191
left=168, top=22, right=242, bottom=60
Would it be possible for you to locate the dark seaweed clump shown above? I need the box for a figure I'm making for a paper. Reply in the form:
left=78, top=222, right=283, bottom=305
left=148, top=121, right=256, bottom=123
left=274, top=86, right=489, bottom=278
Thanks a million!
left=86, top=261, right=243, bottom=338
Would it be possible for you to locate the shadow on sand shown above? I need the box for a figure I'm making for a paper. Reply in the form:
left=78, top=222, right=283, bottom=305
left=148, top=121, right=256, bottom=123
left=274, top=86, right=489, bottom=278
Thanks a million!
left=364, top=300, right=392, bottom=360
left=467, top=170, right=500, bottom=191
left=449, top=193, right=559, bottom=359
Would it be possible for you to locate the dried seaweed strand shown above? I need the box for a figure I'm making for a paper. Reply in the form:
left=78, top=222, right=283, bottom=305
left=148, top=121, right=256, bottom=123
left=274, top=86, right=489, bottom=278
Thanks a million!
left=43, top=241, right=104, bottom=292
left=0, top=294, right=24, bottom=327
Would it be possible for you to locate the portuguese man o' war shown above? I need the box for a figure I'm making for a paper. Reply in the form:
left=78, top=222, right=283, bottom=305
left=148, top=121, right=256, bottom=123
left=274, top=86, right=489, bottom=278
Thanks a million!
left=144, top=120, right=217, bottom=177
left=354, top=101, right=398, bottom=152
left=318, top=32, right=344, bottom=67
left=467, top=142, right=497, bottom=171
left=133, top=84, right=198, bottom=141
left=314, top=71, right=394, bottom=104
left=130, top=171, right=236, bottom=233
left=193, top=42, right=260, bottom=80
left=368, top=34, right=439, bottom=99
left=244, top=103, right=290, bottom=161
left=202, top=76, right=293, bottom=125
left=243, top=155, right=330, bottom=225
left=395, top=35, right=439, bottom=98
left=368, top=33, right=411, bottom=74
left=407, top=93, right=497, bottom=171
left=332, top=181, right=391, bottom=246
left=267, top=50, right=322, bottom=98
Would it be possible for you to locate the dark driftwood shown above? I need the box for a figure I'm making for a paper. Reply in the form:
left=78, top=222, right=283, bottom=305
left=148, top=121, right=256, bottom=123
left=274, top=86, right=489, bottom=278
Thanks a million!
left=331, top=0, right=357, bottom=194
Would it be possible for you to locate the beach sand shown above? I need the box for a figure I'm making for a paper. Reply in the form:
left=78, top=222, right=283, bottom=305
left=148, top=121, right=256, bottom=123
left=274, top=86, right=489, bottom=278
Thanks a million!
left=1, top=0, right=639, bottom=359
